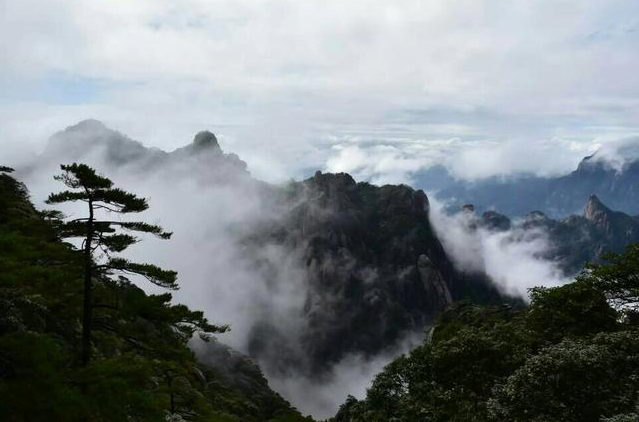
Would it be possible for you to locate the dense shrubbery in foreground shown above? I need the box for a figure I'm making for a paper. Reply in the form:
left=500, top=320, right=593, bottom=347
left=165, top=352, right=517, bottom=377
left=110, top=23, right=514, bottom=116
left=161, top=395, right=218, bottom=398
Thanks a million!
left=333, top=245, right=639, bottom=422
left=0, top=166, right=309, bottom=422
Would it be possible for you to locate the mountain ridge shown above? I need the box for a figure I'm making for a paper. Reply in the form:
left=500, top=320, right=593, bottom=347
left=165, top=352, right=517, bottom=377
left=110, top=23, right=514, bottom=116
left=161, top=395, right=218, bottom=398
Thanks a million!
left=472, top=195, right=639, bottom=274
left=426, top=141, right=639, bottom=218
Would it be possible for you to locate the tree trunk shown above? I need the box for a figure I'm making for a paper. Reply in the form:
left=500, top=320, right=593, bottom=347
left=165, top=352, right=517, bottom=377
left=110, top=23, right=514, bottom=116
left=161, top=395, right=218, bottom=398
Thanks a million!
left=81, top=198, right=94, bottom=367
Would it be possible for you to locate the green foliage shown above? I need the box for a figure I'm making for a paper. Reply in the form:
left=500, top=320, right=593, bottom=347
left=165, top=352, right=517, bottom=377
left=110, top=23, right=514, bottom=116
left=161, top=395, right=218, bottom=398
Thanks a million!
left=46, top=163, right=209, bottom=367
left=526, top=282, right=618, bottom=343
left=334, top=245, right=639, bottom=421
left=0, top=169, right=308, bottom=421
left=0, top=332, right=84, bottom=422
left=106, top=257, right=179, bottom=289
left=489, top=331, right=639, bottom=422
left=578, top=244, right=639, bottom=317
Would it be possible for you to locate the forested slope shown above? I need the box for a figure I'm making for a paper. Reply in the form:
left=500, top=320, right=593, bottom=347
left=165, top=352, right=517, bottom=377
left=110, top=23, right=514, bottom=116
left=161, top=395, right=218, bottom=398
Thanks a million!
left=0, top=167, right=310, bottom=422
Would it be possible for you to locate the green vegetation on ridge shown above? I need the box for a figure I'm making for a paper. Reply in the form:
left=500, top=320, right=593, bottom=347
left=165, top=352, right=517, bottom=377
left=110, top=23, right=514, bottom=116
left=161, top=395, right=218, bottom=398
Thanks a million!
left=0, top=165, right=310, bottom=422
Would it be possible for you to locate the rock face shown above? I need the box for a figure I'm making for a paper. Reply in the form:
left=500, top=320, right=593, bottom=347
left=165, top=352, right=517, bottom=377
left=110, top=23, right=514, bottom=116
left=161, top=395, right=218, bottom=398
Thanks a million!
left=244, top=172, right=501, bottom=375
left=480, top=210, right=512, bottom=232
left=582, top=194, right=639, bottom=250
left=192, top=131, right=220, bottom=150
left=417, top=254, right=452, bottom=309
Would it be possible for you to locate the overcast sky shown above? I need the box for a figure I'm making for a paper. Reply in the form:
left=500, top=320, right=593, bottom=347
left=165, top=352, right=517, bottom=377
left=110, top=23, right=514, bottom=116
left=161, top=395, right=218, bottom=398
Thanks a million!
left=2, top=0, right=639, bottom=183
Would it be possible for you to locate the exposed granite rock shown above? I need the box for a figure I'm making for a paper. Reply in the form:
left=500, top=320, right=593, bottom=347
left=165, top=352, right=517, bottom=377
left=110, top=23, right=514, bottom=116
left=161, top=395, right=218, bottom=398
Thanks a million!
left=243, top=174, right=502, bottom=375
left=418, top=254, right=452, bottom=308
left=480, top=210, right=511, bottom=232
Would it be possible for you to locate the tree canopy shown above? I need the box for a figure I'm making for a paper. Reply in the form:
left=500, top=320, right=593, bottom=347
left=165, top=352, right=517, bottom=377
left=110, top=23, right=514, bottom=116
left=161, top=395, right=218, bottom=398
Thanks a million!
left=333, top=245, right=639, bottom=422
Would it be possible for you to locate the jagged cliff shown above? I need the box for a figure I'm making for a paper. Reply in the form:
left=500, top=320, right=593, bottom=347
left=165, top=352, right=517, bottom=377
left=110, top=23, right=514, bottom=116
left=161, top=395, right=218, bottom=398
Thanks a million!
left=243, top=171, right=484, bottom=375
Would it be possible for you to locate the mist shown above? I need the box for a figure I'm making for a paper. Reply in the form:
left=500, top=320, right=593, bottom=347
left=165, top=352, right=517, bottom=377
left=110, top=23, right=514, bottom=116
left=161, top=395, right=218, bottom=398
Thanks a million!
left=269, top=330, right=423, bottom=419
left=428, top=198, right=570, bottom=299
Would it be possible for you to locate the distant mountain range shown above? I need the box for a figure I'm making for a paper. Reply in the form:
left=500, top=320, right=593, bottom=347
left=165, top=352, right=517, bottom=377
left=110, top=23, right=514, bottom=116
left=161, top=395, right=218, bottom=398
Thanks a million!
left=415, top=143, right=639, bottom=218
left=477, top=194, right=639, bottom=274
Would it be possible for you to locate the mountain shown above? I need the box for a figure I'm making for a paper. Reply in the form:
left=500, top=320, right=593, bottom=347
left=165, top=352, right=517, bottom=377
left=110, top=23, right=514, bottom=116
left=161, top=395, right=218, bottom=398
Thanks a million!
left=23, top=120, right=506, bottom=381
left=243, top=171, right=501, bottom=375
left=475, top=195, right=639, bottom=274
left=35, top=119, right=250, bottom=183
left=427, top=142, right=639, bottom=218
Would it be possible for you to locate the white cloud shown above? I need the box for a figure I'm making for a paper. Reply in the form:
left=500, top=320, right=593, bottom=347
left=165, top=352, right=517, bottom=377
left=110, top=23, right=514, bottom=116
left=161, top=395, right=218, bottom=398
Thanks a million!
left=2, top=0, right=639, bottom=182
left=590, top=136, right=639, bottom=171
left=428, top=198, right=570, bottom=299
left=268, top=331, right=422, bottom=419
left=321, top=135, right=604, bottom=186
left=325, top=143, right=426, bottom=185
left=448, top=137, right=601, bottom=180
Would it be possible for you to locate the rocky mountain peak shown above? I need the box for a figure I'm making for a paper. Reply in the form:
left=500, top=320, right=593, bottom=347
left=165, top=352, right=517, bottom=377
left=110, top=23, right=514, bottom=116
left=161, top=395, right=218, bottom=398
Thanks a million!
left=526, top=210, right=548, bottom=221
left=44, top=119, right=152, bottom=165
left=192, top=130, right=220, bottom=150
left=575, top=153, right=601, bottom=173
left=480, top=210, right=511, bottom=231
left=170, top=130, right=225, bottom=158
left=311, top=171, right=356, bottom=188
left=584, top=194, right=610, bottom=222
left=462, top=204, right=475, bottom=213
left=68, top=119, right=108, bottom=132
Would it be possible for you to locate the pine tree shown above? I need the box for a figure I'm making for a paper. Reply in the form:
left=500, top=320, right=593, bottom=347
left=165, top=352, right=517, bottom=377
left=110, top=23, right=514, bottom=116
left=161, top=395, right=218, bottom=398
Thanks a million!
left=46, top=163, right=179, bottom=366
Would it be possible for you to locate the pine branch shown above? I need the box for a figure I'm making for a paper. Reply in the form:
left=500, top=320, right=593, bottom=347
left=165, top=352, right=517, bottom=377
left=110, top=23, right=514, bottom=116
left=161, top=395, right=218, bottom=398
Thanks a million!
left=106, top=257, right=178, bottom=290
